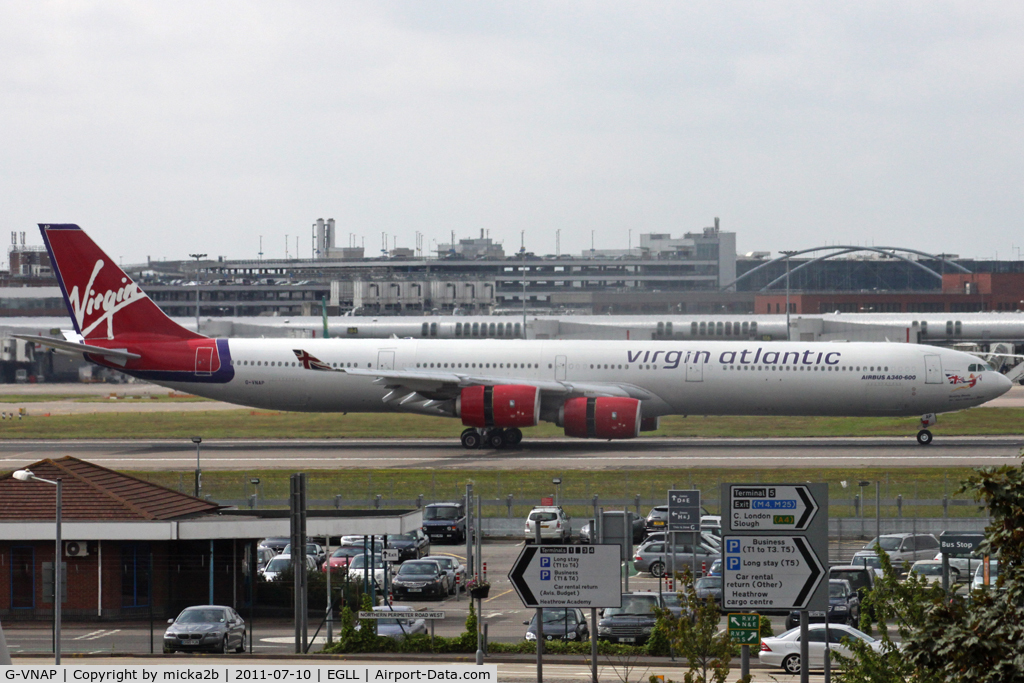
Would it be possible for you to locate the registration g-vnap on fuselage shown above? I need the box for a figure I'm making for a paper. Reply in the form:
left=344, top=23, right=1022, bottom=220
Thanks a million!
left=30, top=224, right=1011, bottom=449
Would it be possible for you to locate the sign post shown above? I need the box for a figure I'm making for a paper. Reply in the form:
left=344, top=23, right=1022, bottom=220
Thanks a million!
left=727, top=613, right=760, bottom=681
left=668, top=489, right=700, bottom=582
left=723, top=483, right=828, bottom=683
left=939, top=532, right=984, bottom=594
left=510, top=544, right=622, bottom=683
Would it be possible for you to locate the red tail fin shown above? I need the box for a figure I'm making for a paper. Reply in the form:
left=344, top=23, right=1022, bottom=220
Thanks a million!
left=40, top=224, right=203, bottom=342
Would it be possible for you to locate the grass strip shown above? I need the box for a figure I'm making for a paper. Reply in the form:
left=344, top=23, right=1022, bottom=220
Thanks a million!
left=1, top=406, right=1023, bottom=439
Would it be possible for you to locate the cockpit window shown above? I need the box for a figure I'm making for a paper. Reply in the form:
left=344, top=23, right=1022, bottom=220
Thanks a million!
left=968, top=362, right=995, bottom=372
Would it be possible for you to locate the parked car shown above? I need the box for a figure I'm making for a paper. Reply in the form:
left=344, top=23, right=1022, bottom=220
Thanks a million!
left=356, top=606, right=427, bottom=639
left=421, top=502, right=466, bottom=543
left=597, top=592, right=661, bottom=644
left=422, top=555, right=465, bottom=595
left=348, top=553, right=387, bottom=589
left=633, top=540, right=718, bottom=578
left=255, top=546, right=277, bottom=572
left=848, top=553, right=885, bottom=577
left=322, top=546, right=367, bottom=573
left=852, top=533, right=940, bottom=567
left=259, top=537, right=290, bottom=554
left=261, top=553, right=317, bottom=581
left=282, top=542, right=327, bottom=568
left=391, top=559, right=448, bottom=599
left=759, top=623, right=884, bottom=674
left=579, top=513, right=645, bottom=545
left=341, top=534, right=386, bottom=549
left=387, top=529, right=431, bottom=562
left=932, top=551, right=981, bottom=582
left=525, top=506, right=572, bottom=543
left=707, top=559, right=722, bottom=576
left=163, top=605, right=246, bottom=654
left=785, top=579, right=860, bottom=629
left=972, top=560, right=1000, bottom=590
left=908, top=560, right=958, bottom=584
left=828, top=565, right=876, bottom=603
left=524, top=608, right=589, bottom=642
left=645, top=506, right=669, bottom=532
left=643, top=532, right=718, bottom=555
left=694, top=575, right=723, bottom=606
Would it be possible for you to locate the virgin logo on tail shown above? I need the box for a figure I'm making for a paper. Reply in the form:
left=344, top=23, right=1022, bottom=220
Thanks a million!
left=69, top=260, right=148, bottom=339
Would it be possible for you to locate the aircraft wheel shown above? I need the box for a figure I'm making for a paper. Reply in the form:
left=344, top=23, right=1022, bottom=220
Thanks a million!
left=505, top=427, right=523, bottom=447
left=916, top=429, right=933, bottom=446
left=461, top=430, right=482, bottom=449
left=487, top=429, right=506, bottom=449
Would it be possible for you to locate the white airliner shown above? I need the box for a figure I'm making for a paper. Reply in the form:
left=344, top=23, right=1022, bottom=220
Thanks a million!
left=25, top=224, right=1012, bottom=449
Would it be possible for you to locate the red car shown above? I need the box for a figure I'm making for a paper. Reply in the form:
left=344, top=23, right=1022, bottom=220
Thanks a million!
left=322, top=546, right=367, bottom=573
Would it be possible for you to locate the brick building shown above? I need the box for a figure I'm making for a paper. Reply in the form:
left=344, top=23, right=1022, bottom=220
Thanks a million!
left=755, top=273, right=1024, bottom=315
left=0, top=457, right=420, bottom=621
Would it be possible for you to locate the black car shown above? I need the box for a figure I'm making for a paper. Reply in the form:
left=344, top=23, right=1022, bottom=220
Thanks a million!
left=524, top=608, right=589, bottom=642
left=421, top=502, right=466, bottom=543
left=695, top=575, right=723, bottom=606
left=645, top=506, right=669, bottom=533
left=785, top=579, right=861, bottom=629
left=259, top=537, right=290, bottom=554
left=597, top=592, right=660, bottom=644
left=387, top=529, right=431, bottom=562
left=163, top=605, right=246, bottom=654
left=391, top=559, right=447, bottom=599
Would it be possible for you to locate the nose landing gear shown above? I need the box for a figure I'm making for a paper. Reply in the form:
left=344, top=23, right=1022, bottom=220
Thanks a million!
left=917, top=413, right=937, bottom=446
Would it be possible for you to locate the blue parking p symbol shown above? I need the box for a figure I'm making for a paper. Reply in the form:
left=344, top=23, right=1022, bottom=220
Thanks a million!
left=540, top=570, right=551, bottom=581
left=540, top=557, right=551, bottom=567
left=727, top=557, right=741, bottom=571
left=726, top=539, right=740, bottom=553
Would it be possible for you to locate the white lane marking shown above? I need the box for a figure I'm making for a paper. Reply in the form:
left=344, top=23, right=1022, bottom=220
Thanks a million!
left=74, top=628, right=120, bottom=640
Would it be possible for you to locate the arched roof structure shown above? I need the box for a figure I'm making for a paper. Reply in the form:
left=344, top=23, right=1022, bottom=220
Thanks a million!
left=721, top=246, right=972, bottom=292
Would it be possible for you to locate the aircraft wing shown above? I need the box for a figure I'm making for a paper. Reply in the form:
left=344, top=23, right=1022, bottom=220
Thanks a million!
left=339, top=366, right=655, bottom=400
left=14, top=334, right=141, bottom=362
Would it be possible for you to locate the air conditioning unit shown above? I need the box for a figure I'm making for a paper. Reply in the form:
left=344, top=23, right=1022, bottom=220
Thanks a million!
left=65, top=541, right=88, bottom=557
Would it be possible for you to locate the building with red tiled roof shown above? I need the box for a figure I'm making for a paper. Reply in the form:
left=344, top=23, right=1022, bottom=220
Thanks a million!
left=0, top=457, right=421, bottom=621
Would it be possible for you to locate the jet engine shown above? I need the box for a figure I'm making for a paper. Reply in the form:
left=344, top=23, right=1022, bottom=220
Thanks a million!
left=560, top=397, right=641, bottom=439
left=457, top=385, right=541, bottom=428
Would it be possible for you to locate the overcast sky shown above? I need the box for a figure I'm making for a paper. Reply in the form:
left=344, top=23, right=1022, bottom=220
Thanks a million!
left=2, top=2, right=1022, bottom=263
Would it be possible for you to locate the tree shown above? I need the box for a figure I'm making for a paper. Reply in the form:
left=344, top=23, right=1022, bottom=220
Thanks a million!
left=661, top=569, right=733, bottom=683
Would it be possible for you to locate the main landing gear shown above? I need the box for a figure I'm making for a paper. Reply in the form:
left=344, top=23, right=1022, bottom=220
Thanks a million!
left=460, top=427, right=523, bottom=450
left=917, top=413, right=937, bottom=446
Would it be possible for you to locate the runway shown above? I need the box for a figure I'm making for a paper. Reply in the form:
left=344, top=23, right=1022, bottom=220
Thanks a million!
left=0, top=435, right=1020, bottom=470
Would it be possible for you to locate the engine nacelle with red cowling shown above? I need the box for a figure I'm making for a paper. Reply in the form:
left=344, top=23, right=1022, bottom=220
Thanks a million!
left=560, top=397, right=642, bottom=439
left=457, top=385, right=541, bottom=428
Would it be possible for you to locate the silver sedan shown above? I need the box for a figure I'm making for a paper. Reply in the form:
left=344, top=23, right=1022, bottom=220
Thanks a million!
left=633, top=540, right=718, bottom=578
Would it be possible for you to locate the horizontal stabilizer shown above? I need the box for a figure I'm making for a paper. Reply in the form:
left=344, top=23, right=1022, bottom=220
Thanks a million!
left=14, top=334, right=141, bottom=361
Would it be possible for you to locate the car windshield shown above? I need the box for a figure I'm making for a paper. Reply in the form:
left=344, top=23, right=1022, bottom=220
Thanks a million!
left=387, top=532, right=418, bottom=542
left=398, top=563, right=438, bottom=576
left=532, top=609, right=578, bottom=625
left=829, top=583, right=849, bottom=597
left=530, top=512, right=558, bottom=522
left=662, top=593, right=681, bottom=608
left=974, top=562, right=999, bottom=578
left=264, top=557, right=292, bottom=572
left=332, top=547, right=364, bottom=558
left=604, top=596, right=658, bottom=616
left=349, top=555, right=383, bottom=570
left=429, top=558, right=453, bottom=570
left=836, top=626, right=876, bottom=643
left=177, top=609, right=226, bottom=624
left=867, top=537, right=902, bottom=551
left=912, top=564, right=943, bottom=576
left=424, top=507, right=460, bottom=520
left=696, top=577, right=721, bottom=590
left=852, top=555, right=881, bottom=568
left=830, top=571, right=869, bottom=590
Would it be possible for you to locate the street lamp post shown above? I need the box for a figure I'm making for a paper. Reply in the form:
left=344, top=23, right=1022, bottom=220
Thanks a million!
left=780, top=251, right=798, bottom=341
left=552, top=478, right=562, bottom=507
left=192, top=436, right=203, bottom=497
left=189, top=253, right=207, bottom=334
left=13, top=469, right=62, bottom=664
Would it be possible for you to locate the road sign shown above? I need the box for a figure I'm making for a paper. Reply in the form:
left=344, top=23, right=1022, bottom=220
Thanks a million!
left=358, top=610, right=445, bottom=620
left=721, top=535, right=825, bottom=611
left=382, top=548, right=400, bottom=563
left=668, top=489, right=701, bottom=531
left=728, top=485, right=819, bottom=532
left=727, top=613, right=760, bottom=645
left=939, top=532, right=984, bottom=557
left=508, top=544, right=622, bottom=608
